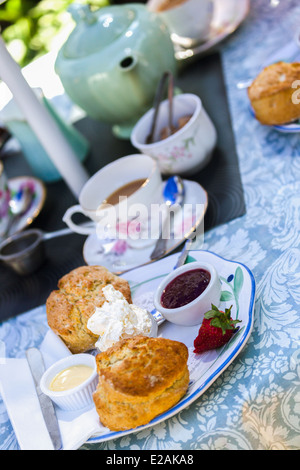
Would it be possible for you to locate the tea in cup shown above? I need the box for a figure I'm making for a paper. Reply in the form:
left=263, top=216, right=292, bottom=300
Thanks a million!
left=147, top=0, right=214, bottom=46
left=63, top=154, right=163, bottom=247
left=0, top=161, right=11, bottom=238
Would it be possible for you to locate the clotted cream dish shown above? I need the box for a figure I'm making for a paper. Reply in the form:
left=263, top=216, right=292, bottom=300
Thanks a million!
left=40, top=353, right=98, bottom=411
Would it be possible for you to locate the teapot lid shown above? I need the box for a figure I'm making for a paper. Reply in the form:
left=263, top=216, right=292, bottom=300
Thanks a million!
left=62, top=4, right=137, bottom=59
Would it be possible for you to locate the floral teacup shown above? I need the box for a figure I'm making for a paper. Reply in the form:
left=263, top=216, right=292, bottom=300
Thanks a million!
left=131, top=93, right=217, bottom=176
left=0, top=162, right=11, bottom=238
left=147, top=0, right=214, bottom=47
left=63, top=154, right=163, bottom=248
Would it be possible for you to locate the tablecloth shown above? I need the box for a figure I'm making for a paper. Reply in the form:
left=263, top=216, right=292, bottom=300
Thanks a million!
left=1, top=0, right=300, bottom=450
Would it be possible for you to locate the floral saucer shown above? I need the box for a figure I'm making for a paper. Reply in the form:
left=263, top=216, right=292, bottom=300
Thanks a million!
left=83, top=179, right=208, bottom=274
left=174, top=0, right=250, bottom=61
left=6, top=176, right=46, bottom=236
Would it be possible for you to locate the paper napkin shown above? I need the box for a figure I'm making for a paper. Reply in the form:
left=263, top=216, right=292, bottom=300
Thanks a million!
left=0, top=329, right=108, bottom=450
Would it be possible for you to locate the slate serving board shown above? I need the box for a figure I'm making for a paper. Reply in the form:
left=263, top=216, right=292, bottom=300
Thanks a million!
left=0, top=52, right=246, bottom=321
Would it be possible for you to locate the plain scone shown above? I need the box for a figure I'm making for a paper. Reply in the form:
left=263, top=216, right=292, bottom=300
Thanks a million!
left=248, top=61, right=300, bottom=125
left=46, top=266, right=132, bottom=354
left=93, top=335, right=189, bottom=431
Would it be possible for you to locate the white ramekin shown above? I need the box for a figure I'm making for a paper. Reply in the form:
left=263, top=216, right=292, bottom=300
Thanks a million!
left=153, top=261, right=221, bottom=326
left=40, top=353, right=98, bottom=411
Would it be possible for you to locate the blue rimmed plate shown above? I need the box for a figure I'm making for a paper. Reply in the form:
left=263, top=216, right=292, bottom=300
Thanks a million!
left=87, top=250, right=256, bottom=444
left=249, top=104, right=300, bottom=134
left=0, top=250, right=255, bottom=449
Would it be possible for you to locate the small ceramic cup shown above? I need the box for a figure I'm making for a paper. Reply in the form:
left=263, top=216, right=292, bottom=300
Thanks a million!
left=147, top=0, right=214, bottom=46
left=131, top=93, right=217, bottom=176
left=40, top=353, right=98, bottom=411
left=63, top=154, right=163, bottom=247
left=0, top=161, right=11, bottom=238
left=153, top=261, right=221, bottom=326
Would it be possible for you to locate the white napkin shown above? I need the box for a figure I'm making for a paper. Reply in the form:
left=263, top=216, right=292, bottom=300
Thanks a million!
left=0, top=330, right=108, bottom=450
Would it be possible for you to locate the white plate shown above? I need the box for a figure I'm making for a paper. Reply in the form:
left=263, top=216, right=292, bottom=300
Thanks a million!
left=82, top=179, right=208, bottom=274
left=174, top=0, right=250, bottom=61
left=87, top=249, right=256, bottom=444
left=0, top=250, right=255, bottom=449
left=7, top=176, right=46, bottom=236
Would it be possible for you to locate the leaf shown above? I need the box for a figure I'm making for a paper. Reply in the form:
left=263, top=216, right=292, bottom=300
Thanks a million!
left=220, top=290, right=234, bottom=301
left=185, top=255, right=197, bottom=264
left=234, top=267, right=244, bottom=297
left=210, top=318, right=222, bottom=329
left=283, top=372, right=297, bottom=381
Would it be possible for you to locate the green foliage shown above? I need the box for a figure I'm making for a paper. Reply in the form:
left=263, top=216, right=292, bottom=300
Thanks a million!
left=0, top=0, right=110, bottom=66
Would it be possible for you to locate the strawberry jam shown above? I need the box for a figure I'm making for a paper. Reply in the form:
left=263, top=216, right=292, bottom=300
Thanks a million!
left=161, top=269, right=211, bottom=309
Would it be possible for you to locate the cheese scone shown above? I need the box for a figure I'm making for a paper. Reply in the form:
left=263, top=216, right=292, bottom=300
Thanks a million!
left=93, top=335, right=189, bottom=431
left=248, top=61, right=300, bottom=125
left=46, top=266, right=132, bottom=354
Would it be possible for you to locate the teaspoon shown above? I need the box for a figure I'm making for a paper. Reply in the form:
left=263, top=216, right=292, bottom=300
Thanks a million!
left=150, top=175, right=185, bottom=261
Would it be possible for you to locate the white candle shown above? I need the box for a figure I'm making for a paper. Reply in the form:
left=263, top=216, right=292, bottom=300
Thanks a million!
left=0, top=36, right=90, bottom=198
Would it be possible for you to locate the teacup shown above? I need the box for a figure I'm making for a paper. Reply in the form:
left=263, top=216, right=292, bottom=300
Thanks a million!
left=131, top=93, right=217, bottom=176
left=63, top=154, right=163, bottom=247
left=0, top=162, right=11, bottom=238
left=147, top=0, right=214, bottom=46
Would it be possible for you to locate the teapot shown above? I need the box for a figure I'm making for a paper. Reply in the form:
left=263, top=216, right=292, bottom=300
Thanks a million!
left=55, top=3, right=177, bottom=138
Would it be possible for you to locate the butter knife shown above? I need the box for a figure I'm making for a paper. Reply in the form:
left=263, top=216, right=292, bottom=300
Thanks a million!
left=26, top=347, right=62, bottom=450
left=173, top=236, right=194, bottom=270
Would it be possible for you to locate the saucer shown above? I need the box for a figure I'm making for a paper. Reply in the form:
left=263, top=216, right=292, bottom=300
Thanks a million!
left=174, top=0, right=250, bottom=61
left=7, top=176, right=46, bottom=236
left=83, top=179, right=208, bottom=274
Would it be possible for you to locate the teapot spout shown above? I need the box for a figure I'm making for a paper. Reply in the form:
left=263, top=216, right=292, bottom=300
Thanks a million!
left=119, top=53, right=138, bottom=72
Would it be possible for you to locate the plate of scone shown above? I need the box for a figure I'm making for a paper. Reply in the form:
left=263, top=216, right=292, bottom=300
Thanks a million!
left=2, top=251, right=255, bottom=449
left=248, top=61, right=300, bottom=133
left=38, top=250, right=255, bottom=447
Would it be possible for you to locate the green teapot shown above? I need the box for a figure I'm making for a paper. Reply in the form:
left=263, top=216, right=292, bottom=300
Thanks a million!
left=55, top=3, right=177, bottom=138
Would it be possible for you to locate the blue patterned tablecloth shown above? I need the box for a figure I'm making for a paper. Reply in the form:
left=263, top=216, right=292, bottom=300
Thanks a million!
left=1, top=0, right=300, bottom=451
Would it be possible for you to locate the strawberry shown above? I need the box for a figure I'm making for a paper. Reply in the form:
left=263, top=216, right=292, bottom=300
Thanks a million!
left=193, top=304, right=241, bottom=354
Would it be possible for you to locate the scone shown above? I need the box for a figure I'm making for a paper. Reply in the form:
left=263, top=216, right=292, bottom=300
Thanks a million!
left=46, top=266, right=132, bottom=354
left=248, top=61, right=300, bottom=125
left=93, top=335, right=189, bottom=431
